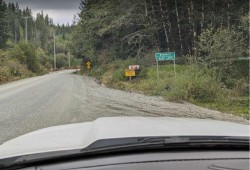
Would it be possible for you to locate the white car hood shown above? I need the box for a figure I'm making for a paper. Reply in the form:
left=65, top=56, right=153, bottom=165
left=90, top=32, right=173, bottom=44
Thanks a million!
left=0, top=117, right=249, bottom=159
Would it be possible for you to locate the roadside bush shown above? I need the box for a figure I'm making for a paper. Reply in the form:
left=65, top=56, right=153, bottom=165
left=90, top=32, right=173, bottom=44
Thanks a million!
left=90, top=66, right=107, bottom=78
left=197, top=28, right=248, bottom=90
left=136, top=67, right=148, bottom=78
left=56, top=53, right=68, bottom=68
left=164, top=66, right=222, bottom=102
left=100, top=71, right=113, bottom=86
left=70, top=58, right=81, bottom=68
left=234, top=79, right=249, bottom=96
left=1, top=48, right=33, bottom=83
left=112, top=68, right=125, bottom=81
left=9, top=42, right=41, bottom=73
left=0, top=66, right=11, bottom=82
left=5, top=59, right=30, bottom=77
left=198, top=28, right=245, bottom=67
left=37, top=48, right=52, bottom=70
left=8, top=44, right=26, bottom=63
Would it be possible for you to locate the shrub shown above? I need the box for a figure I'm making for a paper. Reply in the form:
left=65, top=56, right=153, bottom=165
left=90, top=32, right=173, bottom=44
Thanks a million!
left=198, top=28, right=245, bottom=67
left=90, top=66, right=106, bottom=78
left=56, top=53, right=68, bottom=68
left=112, top=68, right=125, bottom=81
left=136, top=66, right=148, bottom=79
left=0, top=66, right=11, bottom=82
left=5, top=59, right=30, bottom=77
left=234, top=79, right=249, bottom=96
left=9, top=42, right=40, bottom=73
left=164, top=66, right=222, bottom=102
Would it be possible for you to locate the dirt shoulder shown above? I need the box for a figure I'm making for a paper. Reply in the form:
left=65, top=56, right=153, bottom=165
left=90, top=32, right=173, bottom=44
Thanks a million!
left=86, top=76, right=249, bottom=124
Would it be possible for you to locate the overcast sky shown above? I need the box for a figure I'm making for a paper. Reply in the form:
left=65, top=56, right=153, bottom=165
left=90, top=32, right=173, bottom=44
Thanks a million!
left=4, top=0, right=81, bottom=25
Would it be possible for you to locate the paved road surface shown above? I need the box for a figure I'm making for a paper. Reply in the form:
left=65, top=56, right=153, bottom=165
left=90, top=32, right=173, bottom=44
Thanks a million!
left=0, top=70, right=247, bottom=144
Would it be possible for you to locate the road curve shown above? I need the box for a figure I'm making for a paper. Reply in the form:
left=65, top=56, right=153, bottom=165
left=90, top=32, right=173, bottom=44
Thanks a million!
left=0, top=70, right=247, bottom=144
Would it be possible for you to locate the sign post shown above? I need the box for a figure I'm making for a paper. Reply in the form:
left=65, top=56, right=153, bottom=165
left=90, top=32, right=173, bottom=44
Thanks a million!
left=155, top=52, right=176, bottom=80
left=173, top=58, right=176, bottom=77
left=125, top=69, right=136, bottom=81
left=156, top=60, right=159, bottom=81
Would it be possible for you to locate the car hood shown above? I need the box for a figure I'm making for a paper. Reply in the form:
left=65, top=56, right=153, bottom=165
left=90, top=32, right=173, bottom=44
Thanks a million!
left=0, top=117, right=249, bottom=159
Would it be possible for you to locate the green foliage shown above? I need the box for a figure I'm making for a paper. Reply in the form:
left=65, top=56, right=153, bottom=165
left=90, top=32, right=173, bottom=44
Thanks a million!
left=0, top=49, right=32, bottom=83
left=8, top=43, right=25, bottom=63
left=73, top=0, right=152, bottom=61
left=56, top=53, right=68, bottom=68
left=198, top=28, right=245, bottom=66
left=73, top=0, right=248, bottom=63
left=133, top=64, right=222, bottom=102
left=233, top=78, right=249, bottom=96
left=4, top=59, right=29, bottom=77
left=0, top=1, right=79, bottom=84
left=37, top=47, right=52, bottom=69
left=89, top=66, right=107, bottom=78
left=0, top=65, right=11, bottom=82
left=197, top=28, right=248, bottom=89
left=9, top=42, right=41, bottom=73
left=164, top=66, right=221, bottom=102
left=112, top=68, right=125, bottom=81
left=0, top=0, right=9, bottom=49
left=1, top=40, right=53, bottom=83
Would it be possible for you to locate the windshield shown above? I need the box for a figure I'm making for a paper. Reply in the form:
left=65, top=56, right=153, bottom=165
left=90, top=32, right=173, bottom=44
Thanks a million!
left=0, top=0, right=249, bottom=154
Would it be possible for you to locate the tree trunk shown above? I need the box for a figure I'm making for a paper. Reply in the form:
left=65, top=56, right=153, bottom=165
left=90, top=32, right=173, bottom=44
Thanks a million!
left=190, top=0, right=197, bottom=57
left=175, top=0, right=183, bottom=56
left=150, top=0, right=160, bottom=51
left=211, top=0, right=215, bottom=27
left=220, top=2, right=226, bottom=29
left=201, top=0, right=204, bottom=31
left=144, top=0, right=148, bottom=17
left=159, top=0, right=170, bottom=51
left=187, top=6, right=193, bottom=53
left=227, top=1, right=230, bottom=29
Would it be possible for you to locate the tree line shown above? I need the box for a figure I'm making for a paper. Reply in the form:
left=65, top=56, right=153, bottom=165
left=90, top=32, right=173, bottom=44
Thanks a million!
left=71, top=0, right=248, bottom=90
left=0, top=0, right=79, bottom=83
left=72, top=0, right=248, bottom=61
left=0, top=1, right=54, bottom=49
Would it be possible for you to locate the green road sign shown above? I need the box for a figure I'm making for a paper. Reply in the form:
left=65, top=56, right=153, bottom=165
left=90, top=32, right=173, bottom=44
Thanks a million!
left=155, top=52, right=176, bottom=80
left=155, top=52, right=175, bottom=61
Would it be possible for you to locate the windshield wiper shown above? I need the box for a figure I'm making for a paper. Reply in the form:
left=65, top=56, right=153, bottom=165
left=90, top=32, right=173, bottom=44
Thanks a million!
left=0, top=136, right=249, bottom=170
left=84, top=136, right=249, bottom=152
left=141, top=136, right=249, bottom=146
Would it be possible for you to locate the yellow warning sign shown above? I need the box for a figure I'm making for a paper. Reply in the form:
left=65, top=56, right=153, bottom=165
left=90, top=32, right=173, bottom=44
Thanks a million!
left=125, top=69, right=135, bottom=77
left=86, top=61, right=91, bottom=69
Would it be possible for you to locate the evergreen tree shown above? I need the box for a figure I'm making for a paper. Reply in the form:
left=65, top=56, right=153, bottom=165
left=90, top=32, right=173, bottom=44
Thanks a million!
left=0, top=0, right=9, bottom=48
left=72, top=0, right=248, bottom=64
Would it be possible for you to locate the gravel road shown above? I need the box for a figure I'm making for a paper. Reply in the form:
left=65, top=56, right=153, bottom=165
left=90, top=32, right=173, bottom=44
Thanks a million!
left=0, top=70, right=247, bottom=144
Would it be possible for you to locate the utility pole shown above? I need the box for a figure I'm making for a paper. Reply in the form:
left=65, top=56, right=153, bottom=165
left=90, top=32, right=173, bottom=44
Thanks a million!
left=68, top=51, right=71, bottom=68
left=14, top=21, right=17, bottom=43
left=53, top=31, right=56, bottom=70
left=22, top=17, right=30, bottom=43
